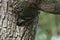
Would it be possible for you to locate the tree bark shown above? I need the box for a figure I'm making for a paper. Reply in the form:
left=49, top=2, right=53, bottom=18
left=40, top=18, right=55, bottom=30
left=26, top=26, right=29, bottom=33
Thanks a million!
left=0, top=0, right=16, bottom=40
left=0, top=0, right=60, bottom=40
left=0, top=0, right=39, bottom=40
left=40, top=0, right=60, bottom=14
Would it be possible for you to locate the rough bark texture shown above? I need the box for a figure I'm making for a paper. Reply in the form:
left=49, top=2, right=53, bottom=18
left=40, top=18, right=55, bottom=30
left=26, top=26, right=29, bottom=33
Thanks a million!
left=40, top=0, right=60, bottom=14
left=0, top=0, right=39, bottom=40
left=0, top=0, right=16, bottom=40
left=0, top=0, right=60, bottom=40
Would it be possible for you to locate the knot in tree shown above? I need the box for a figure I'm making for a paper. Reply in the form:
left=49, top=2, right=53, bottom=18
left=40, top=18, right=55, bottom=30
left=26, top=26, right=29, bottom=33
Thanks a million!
left=14, top=1, right=40, bottom=26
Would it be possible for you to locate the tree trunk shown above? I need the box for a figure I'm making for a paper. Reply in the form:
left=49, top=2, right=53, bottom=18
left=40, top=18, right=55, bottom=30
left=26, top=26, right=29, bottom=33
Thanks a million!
left=0, top=0, right=39, bottom=40
left=1, top=0, right=60, bottom=40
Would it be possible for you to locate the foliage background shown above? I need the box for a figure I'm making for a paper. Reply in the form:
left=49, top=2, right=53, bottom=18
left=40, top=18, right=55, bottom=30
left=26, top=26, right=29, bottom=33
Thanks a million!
left=35, top=11, right=60, bottom=40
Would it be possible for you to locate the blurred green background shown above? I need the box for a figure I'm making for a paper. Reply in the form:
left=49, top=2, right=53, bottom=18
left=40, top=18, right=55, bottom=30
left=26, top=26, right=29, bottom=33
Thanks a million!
left=35, top=11, right=60, bottom=40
